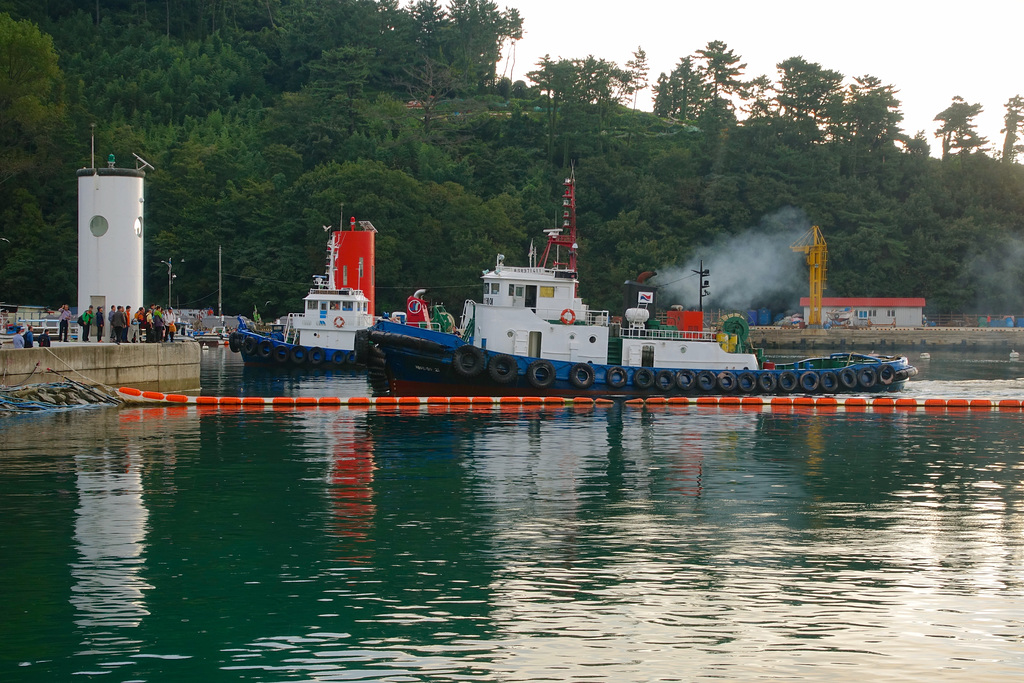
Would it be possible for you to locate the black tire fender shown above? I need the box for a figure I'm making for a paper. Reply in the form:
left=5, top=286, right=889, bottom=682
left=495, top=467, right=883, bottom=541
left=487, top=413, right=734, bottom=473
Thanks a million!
left=633, top=367, right=655, bottom=389
left=605, top=366, right=628, bottom=388
left=799, top=371, right=820, bottom=393
left=654, top=369, right=675, bottom=392
left=675, top=369, right=696, bottom=391
left=569, top=363, right=596, bottom=389
left=736, top=371, right=757, bottom=393
left=878, top=363, right=896, bottom=385
left=257, top=339, right=273, bottom=359
left=452, top=345, right=486, bottom=378
left=858, top=367, right=877, bottom=389
left=273, top=344, right=289, bottom=363
left=838, top=367, right=858, bottom=390
left=696, top=370, right=717, bottom=392
left=526, top=359, right=556, bottom=388
left=488, top=354, right=519, bottom=384
left=778, top=370, right=798, bottom=393
left=757, top=372, right=778, bottom=394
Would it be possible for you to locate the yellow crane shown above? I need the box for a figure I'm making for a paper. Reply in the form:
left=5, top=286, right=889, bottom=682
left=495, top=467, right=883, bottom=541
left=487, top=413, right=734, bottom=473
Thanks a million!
left=790, top=225, right=827, bottom=326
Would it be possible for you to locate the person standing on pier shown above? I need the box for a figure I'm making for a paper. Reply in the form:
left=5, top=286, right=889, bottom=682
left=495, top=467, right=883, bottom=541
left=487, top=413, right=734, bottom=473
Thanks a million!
left=111, top=306, right=127, bottom=345
left=80, top=306, right=94, bottom=342
left=95, top=306, right=104, bottom=343
left=58, top=304, right=71, bottom=342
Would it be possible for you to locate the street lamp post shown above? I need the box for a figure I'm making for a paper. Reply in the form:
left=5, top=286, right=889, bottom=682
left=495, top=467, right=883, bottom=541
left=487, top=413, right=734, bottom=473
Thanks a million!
left=158, top=258, right=183, bottom=309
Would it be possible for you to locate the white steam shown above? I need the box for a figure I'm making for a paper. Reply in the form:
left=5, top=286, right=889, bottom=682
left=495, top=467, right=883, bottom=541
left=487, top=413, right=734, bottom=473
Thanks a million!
left=651, top=207, right=813, bottom=314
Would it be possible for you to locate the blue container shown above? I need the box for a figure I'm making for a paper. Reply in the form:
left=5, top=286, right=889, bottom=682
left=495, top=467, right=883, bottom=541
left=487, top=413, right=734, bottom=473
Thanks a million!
left=758, top=307, right=771, bottom=326
left=1006, top=316, right=1015, bottom=327
left=747, top=310, right=757, bottom=325
left=1017, top=317, right=1024, bottom=327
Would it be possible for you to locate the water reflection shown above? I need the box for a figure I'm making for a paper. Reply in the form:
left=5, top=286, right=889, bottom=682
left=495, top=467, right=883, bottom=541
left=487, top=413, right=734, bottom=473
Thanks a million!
left=3, top=382, right=1024, bottom=680
left=70, top=447, right=151, bottom=655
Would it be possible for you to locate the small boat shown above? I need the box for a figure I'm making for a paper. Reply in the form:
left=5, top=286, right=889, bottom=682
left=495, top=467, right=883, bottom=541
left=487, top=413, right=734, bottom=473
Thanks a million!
left=355, top=174, right=917, bottom=398
left=229, top=218, right=378, bottom=368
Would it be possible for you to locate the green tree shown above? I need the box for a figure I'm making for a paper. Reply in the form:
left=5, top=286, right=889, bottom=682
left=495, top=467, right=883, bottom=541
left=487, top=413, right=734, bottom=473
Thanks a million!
left=0, top=12, right=64, bottom=184
left=1000, top=95, right=1024, bottom=163
left=652, top=56, right=703, bottom=120
left=934, top=95, right=987, bottom=159
left=775, top=56, right=844, bottom=142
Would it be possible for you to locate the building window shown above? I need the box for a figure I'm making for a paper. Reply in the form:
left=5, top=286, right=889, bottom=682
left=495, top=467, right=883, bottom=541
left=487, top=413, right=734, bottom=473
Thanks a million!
left=540, top=286, right=555, bottom=298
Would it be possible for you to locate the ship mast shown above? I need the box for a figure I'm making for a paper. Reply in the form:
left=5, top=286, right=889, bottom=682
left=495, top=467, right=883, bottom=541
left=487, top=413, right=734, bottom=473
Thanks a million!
left=540, top=171, right=578, bottom=274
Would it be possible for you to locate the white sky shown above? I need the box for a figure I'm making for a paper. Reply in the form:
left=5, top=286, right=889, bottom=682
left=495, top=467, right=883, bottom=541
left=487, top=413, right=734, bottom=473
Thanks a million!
left=497, top=0, right=1022, bottom=157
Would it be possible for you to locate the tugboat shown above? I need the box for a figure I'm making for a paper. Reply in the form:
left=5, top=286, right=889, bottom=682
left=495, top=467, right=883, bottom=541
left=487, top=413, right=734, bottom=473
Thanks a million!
left=230, top=218, right=377, bottom=368
left=355, top=174, right=917, bottom=397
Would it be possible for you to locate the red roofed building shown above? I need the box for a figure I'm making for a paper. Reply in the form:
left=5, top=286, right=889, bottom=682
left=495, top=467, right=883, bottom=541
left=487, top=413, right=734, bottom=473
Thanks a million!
left=799, top=297, right=926, bottom=328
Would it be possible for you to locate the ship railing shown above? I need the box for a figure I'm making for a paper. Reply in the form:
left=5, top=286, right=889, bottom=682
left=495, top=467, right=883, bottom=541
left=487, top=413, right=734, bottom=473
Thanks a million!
left=620, top=327, right=718, bottom=342
left=585, top=310, right=611, bottom=325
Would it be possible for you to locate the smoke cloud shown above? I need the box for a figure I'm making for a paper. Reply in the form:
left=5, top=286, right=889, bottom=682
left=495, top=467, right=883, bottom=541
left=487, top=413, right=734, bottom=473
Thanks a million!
left=651, top=207, right=812, bottom=316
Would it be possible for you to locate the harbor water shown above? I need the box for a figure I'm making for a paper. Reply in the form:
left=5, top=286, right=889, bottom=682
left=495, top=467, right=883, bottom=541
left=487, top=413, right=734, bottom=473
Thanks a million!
left=1, top=349, right=1023, bottom=681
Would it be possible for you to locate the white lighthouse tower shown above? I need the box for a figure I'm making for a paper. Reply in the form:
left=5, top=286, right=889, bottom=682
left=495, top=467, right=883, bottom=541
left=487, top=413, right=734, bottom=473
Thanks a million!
left=76, top=153, right=148, bottom=323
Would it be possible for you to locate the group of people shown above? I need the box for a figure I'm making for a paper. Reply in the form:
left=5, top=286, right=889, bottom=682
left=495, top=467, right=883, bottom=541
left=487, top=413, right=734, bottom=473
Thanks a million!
left=51, top=303, right=180, bottom=344
left=9, top=325, right=50, bottom=348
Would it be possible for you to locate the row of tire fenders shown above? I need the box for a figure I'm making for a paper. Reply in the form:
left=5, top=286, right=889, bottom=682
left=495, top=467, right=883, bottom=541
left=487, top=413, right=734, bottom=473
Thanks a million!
left=117, top=387, right=1024, bottom=410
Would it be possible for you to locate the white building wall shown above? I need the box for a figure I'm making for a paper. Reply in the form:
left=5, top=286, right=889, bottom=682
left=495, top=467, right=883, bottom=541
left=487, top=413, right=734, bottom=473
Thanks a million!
left=77, top=168, right=145, bottom=315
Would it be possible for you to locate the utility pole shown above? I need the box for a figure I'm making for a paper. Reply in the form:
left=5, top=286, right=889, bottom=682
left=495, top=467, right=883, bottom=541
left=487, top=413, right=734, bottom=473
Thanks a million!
left=218, top=245, right=222, bottom=318
left=692, top=260, right=710, bottom=312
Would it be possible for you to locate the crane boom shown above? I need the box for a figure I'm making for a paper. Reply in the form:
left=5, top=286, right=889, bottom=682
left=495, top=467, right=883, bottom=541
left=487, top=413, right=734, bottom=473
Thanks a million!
left=790, top=226, right=827, bottom=326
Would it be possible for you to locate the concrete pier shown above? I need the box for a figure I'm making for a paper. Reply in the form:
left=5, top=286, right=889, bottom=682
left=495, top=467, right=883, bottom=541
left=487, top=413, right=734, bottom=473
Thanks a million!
left=0, top=342, right=201, bottom=392
left=753, top=326, right=1024, bottom=352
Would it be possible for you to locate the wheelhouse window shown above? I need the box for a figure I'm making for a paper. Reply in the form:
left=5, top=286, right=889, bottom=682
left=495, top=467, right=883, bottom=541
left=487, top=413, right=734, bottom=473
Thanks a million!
left=342, top=302, right=353, bottom=311
left=307, top=300, right=318, bottom=310
left=540, top=286, right=554, bottom=298
left=330, top=301, right=340, bottom=310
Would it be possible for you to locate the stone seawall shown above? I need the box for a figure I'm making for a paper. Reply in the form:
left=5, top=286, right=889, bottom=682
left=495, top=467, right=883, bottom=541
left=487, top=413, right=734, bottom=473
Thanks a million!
left=0, top=342, right=201, bottom=392
left=753, top=326, right=1024, bottom=353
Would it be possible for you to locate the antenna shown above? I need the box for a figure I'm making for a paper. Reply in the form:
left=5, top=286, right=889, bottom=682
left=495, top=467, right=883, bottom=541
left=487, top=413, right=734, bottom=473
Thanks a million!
left=90, top=123, right=95, bottom=169
left=132, top=152, right=155, bottom=171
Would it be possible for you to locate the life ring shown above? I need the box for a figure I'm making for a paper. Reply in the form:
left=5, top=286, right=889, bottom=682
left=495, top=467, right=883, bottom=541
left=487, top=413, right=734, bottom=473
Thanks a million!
left=633, top=367, right=655, bottom=389
left=799, top=371, right=820, bottom=393
left=675, top=369, right=696, bottom=391
left=488, top=354, right=519, bottom=384
left=560, top=308, right=576, bottom=325
left=333, top=316, right=345, bottom=328
left=605, top=366, right=628, bottom=388
left=653, top=370, right=675, bottom=392
left=736, top=371, right=757, bottom=393
left=452, top=345, right=486, bottom=377
left=569, top=363, right=595, bottom=389
left=526, top=359, right=556, bottom=388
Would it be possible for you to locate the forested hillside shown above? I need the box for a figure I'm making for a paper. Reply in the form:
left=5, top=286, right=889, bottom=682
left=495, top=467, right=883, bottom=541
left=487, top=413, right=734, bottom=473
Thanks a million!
left=3, top=1, right=1024, bottom=319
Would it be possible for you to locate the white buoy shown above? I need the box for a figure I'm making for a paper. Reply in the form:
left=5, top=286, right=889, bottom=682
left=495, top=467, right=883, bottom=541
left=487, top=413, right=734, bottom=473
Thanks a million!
left=1010, top=350, right=1019, bottom=361
left=919, top=352, right=931, bottom=360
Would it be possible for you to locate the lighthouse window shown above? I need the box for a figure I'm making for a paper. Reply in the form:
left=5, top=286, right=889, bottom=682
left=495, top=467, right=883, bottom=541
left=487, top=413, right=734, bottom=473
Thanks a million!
left=89, top=215, right=109, bottom=237
left=540, top=286, right=554, bottom=298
